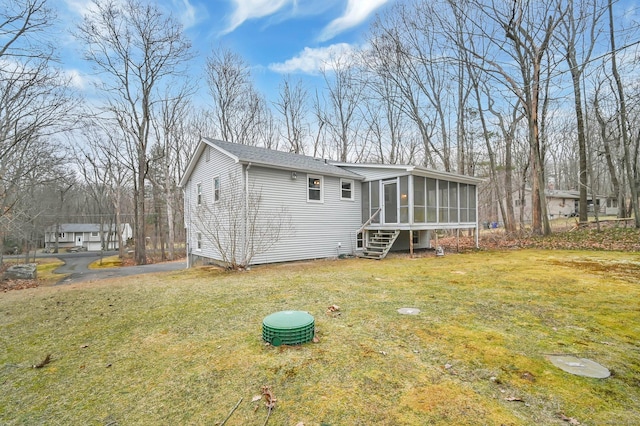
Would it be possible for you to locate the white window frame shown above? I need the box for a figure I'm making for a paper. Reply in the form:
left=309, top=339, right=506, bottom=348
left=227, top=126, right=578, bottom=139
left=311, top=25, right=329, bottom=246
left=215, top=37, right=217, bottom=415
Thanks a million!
left=340, top=178, right=354, bottom=201
left=213, top=176, right=220, bottom=203
left=196, top=182, right=202, bottom=206
left=307, top=174, right=324, bottom=203
left=412, top=231, right=420, bottom=245
left=196, top=232, right=202, bottom=251
left=91, top=231, right=99, bottom=237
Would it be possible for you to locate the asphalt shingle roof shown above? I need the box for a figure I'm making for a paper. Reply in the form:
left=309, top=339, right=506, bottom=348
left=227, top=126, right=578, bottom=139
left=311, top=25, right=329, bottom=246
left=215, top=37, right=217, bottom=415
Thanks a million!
left=205, top=138, right=363, bottom=179
left=46, top=224, right=121, bottom=233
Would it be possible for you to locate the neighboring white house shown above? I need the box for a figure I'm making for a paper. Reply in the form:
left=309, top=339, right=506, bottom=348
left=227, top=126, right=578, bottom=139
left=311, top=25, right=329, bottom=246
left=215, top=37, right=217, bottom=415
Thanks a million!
left=44, top=223, right=133, bottom=251
left=179, top=138, right=483, bottom=267
left=509, top=189, right=617, bottom=223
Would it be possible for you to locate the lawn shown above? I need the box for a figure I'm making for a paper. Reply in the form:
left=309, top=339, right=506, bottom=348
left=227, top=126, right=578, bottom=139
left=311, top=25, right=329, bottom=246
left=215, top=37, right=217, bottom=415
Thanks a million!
left=1, top=249, right=639, bottom=425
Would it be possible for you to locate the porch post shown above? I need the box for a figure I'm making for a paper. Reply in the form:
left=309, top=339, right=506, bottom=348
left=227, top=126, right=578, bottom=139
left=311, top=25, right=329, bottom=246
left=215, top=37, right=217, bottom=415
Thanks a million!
left=409, top=230, right=414, bottom=257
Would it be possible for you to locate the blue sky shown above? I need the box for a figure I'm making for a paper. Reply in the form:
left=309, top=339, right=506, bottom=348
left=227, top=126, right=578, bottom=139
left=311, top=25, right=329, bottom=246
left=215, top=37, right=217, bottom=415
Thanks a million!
left=52, top=0, right=396, bottom=102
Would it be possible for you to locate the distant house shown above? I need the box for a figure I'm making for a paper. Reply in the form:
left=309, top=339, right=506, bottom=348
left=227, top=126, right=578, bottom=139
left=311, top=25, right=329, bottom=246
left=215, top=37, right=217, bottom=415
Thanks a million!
left=179, top=138, right=483, bottom=267
left=510, top=189, right=617, bottom=222
left=44, top=223, right=133, bottom=251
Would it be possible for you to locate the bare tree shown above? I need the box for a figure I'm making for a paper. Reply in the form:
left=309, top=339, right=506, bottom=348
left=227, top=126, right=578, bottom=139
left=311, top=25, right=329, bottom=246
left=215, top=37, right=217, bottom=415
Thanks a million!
left=449, top=0, right=567, bottom=235
left=0, top=0, right=77, bottom=256
left=76, top=121, right=132, bottom=257
left=206, top=47, right=269, bottom=146
left=606, top=0, right=640, bottom=227
left=149, top=86, right=193, bottom=260
left=193, top=173, right=291, bottom=269
left=274, top=76, right=309, bottom=154
left=76, top=0, right=193, bottom=264
left=556, top=0, right=605, bottom=224
left=368, top=2, right=476, bottom=171
left=318, top=56, right=365, bottom=162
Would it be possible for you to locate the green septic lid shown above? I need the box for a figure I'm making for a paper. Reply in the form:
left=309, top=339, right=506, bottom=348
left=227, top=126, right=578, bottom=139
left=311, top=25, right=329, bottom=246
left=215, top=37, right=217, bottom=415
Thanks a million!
left=263, top=311, right=314, bottom=330
left=262, top=310, right=315, bottom=346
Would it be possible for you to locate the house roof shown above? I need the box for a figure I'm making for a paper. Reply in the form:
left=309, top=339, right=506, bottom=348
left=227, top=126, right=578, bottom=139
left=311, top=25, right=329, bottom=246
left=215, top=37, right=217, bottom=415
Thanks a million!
left=334, top=162, right=485, bottom=184
left=45, top=224, right=128, bottom=233
left=179, top=138, right=363, bottom=187
left=179, top=138, right=483, bottom=187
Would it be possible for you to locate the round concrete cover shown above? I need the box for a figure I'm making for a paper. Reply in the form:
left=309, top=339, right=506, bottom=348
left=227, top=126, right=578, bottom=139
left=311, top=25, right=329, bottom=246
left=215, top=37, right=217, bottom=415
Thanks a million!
left=547, top=355, right=610, bottom=378
left=397, top=308, right=420, bottom=315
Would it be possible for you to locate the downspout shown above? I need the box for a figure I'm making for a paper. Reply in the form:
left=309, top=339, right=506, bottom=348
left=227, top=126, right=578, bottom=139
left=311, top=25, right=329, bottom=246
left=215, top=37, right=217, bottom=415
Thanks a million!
left=183, top=185, right=190, bottom=268
left=475, top=184, right=480, bottom=249
left=244, top=163, right=252, bottom=266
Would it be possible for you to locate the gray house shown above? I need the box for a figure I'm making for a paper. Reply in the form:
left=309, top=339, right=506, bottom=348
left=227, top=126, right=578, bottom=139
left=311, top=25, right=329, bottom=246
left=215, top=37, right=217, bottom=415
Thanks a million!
left=179, top=138, right=482, bottom=267
left=44, top=223, right=132, bottom=252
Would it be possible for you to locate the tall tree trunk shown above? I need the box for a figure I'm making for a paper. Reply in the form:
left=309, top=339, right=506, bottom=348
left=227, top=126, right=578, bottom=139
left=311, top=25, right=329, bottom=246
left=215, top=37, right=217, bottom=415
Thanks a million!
left=608, top=0, right=640, bottom=227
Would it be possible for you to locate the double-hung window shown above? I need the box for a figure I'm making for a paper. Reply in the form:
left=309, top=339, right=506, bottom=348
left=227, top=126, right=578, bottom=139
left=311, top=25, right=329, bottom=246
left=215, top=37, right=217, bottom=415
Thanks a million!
left=196, top=182, right=202, bottom=206
left=340, top=179, right=354, bottom=201
left=213, top=176, right=220, bottom=203
left=307, top=175, right=323, bottom=203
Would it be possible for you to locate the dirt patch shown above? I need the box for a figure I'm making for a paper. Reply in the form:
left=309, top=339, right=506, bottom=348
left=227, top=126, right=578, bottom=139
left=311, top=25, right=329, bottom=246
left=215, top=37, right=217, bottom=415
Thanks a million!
left=547, top=259, right=640, bottom=283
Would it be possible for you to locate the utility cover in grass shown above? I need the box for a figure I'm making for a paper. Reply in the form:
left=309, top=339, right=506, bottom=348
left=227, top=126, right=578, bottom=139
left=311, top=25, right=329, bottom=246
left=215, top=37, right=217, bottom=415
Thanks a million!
left=397, top=308, right=420, bottom=315
left=547, top=355, right=610, bottom=378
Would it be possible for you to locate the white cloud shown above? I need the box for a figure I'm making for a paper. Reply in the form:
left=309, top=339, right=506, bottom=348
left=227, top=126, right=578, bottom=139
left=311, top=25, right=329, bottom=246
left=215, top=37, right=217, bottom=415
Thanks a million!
left=64, top=69, right=94, bottom=91
left=318, top=0, right=390, bottom=42
left=173, top=0, right=208, bottom=29
left=268, top=43, right=357, bottom=74
left=62, top=0, right=103, bottom=17
left=223, top=0, right=293, bottom=34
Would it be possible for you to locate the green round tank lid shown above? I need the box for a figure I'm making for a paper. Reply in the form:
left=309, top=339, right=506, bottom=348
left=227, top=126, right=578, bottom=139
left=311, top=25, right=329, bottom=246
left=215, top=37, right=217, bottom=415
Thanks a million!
left=263, top=310, right=314, bottom=330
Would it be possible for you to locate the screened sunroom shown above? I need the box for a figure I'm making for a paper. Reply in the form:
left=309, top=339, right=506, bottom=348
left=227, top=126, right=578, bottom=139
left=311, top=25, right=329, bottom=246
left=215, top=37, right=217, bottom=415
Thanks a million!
left=339, top=164, right=482, bottom=258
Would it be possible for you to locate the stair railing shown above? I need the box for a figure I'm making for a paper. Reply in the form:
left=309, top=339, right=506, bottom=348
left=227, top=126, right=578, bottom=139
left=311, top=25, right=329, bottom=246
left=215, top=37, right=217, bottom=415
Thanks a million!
left=355, top=208, right=381, bottom=251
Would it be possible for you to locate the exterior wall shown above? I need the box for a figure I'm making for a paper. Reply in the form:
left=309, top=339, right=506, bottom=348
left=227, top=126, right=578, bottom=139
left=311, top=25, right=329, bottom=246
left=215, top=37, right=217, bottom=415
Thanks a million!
left=248, top=166, right=362, bottom=264
left=547, top=198, right=577, bottom=218
left=185, top=151, right=363, bottom=265
left=184, top=147, right=243, bottom=265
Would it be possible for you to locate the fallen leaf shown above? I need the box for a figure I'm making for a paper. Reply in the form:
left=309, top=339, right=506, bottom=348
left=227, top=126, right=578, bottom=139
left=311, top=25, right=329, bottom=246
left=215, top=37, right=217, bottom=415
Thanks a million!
left=32, top=354, right=52, bottom=369
left=312, top=336, right=320, bottom=343
left=262, top=385, right=277, bottom=410
left=327, top=304, right=340, bottom=312
left=251, top=395, right=262, bottom=403
left=520, top=371, right=536, bottom=382
left=559, top=413, right=581, bottom=425
left=504, top=397, right=524, bottom=402
left=295, top=423, right=304, bottom=426
left=379, top=351, right=387, bottom=356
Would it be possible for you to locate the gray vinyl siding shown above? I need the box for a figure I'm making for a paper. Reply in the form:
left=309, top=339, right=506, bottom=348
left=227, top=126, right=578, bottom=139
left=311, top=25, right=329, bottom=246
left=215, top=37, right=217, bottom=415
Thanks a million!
left=248, top=166, right=362, bottom=264
left=185, top=149, right=242, bottom=264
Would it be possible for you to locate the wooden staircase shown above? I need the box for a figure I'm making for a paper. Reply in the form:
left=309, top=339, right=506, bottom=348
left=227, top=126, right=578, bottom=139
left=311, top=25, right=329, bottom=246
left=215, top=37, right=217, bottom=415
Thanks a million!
left=361, top=230, right=400, bottom=259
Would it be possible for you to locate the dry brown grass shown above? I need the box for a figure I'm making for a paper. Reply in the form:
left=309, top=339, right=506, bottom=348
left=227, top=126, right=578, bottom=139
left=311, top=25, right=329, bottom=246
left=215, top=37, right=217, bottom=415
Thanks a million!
left=1, top=249, right=639, bottom=425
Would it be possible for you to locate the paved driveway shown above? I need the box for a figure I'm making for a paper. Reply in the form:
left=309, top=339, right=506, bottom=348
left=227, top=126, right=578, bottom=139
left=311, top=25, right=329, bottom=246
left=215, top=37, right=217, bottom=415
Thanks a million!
left=52, top=252, right=186, bottom=285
